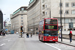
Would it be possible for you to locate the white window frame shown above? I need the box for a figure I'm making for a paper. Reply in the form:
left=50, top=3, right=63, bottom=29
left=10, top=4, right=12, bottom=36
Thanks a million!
left=21, top=20, right=23, bottom=22
left=65, top=10, right=69, bottom=14
left=72, top=10, right=75, bottom=14
left=72, top=3, right=75, bottom=7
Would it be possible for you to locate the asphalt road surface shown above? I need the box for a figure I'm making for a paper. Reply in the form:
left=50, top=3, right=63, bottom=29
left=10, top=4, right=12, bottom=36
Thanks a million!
left=0, top=34, right=18, bottom=50
left=24, top=35, right=75, bottom=50
left=0, top=34, right=75, bottom=50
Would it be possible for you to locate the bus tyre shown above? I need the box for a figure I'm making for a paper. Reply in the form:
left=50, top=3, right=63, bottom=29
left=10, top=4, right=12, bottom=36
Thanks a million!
left=54, top=41, right=56, bottom=43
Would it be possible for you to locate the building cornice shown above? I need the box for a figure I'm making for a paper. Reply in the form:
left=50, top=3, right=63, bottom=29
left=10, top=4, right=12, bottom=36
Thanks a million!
left=11, top=14, right=27, bottom=19
left=12, top=6, right=27, bottom=15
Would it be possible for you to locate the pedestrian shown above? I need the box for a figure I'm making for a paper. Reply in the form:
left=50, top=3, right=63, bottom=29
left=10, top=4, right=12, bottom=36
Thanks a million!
left=69, top=30, right=72, bottom=43
left=58, top=29, right=61, bottom=38
left=1, top=31, right=2, bottom=36
left=30, top=33, right=32, bottom=37
left=26, top=33, right=29, bottom=38
left=59, top=33, right=61, bottom=38
left=3, top=32, right=5, bottom=36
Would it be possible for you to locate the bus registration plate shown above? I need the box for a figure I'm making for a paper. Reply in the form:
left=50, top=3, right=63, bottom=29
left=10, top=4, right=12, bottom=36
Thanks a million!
left=49, top=40, right=52, bottom=41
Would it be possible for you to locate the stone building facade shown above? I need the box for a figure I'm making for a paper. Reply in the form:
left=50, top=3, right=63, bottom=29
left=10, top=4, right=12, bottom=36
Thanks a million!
left=27, top=0, right=41, bottom=34
left=10, top=6, right=27, bottom=33
left=27, top=0, right=75, bottom=34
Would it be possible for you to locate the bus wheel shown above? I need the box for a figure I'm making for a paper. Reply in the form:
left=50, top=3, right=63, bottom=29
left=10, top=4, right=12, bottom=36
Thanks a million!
left=53, top=41, right=56, bottom=43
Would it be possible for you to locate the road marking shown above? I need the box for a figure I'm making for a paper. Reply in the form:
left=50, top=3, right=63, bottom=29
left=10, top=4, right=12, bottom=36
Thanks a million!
left=0, top=43, right=6, bottom=46
left=45, top=43, right=61, bottom=50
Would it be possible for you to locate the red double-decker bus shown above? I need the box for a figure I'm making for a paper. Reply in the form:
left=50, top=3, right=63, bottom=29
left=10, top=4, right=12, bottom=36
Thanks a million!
left=38, top=18, right=58, bottom=42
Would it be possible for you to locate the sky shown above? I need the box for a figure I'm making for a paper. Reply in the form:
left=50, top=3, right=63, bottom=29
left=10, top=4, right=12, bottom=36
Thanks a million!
left=0, top=0, right=30, bottom=21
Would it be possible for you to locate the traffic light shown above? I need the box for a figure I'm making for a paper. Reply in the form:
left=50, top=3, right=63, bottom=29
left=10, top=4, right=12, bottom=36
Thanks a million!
left=21, top=26, right=23, bottom=32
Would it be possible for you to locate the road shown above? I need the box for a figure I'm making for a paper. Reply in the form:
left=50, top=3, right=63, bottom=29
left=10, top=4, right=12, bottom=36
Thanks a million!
left=0, top=34, right=75, bottom=50
left=0, top=34, right=18, bottom=50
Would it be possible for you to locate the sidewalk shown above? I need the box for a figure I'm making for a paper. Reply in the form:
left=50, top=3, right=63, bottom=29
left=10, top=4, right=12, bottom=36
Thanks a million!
left=0, top=34, right=7, bottom=38
left=58, top=38, right=75, bottom=47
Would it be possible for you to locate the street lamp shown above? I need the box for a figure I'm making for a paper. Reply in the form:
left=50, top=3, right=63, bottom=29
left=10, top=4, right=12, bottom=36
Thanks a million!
left=50, top=0, right=51, bottom=18
left=60, top=0, right=63, bottom=42
left=48, top=0, right=51, bottom=18
left=64, top=0, right=66, bottom=31
left=33, top=18, right=35, bottom=34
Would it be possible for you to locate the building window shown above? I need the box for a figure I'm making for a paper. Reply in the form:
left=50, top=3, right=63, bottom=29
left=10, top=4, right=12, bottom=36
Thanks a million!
left=66, top=3, right=69, bottom=7
left=59, top=10, right=62, bottom=14
left=36, top=28, right=38, bottom=30
left=58, top=18, right=64, bottom=23
left=58, top=18, right=60, bottom=23
left=45, top=12, right=47, bottom=15
left=24, top=10, right=27, bottom=12
left=72, top=19, right=75, bottom=23
left=21, top=17, right=23, bottom=19
left=65, top=10, right=69, bottom=14
left=65, top=19, right=69, bottom=23
left=45, top=5, right=47, bottom=8
left=42, top=0, right=45, bottom=3
left=21, top=23, right=23, bottom=25
left=72, top=10, right=75, bottom=14
left=21, top=20, right=23, bottom=22
left=42, top=11, right=45, bottom=16
left=21, top=8, right=24, bottom=11
left=42, top=5, right=45, bottom=9
left=21, top=14, right=23, bottom=16
left=60, top=3, right=62, bottom=7
left=72, top=3, right=75, bottom=7
left=62, top=19, right=64, bottom=23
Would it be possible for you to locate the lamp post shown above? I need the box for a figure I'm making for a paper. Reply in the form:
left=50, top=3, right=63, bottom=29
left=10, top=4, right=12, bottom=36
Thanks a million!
left=50, top=0, right=51, bottom=18
left=64, top=0, right=66, bottom=31
left=60, top=0, right=62, bottom=42
left=33, top=18, right=35, bottom=34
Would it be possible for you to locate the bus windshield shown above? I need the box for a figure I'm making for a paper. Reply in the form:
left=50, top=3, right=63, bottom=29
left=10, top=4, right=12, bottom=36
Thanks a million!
left=45, top=19, right=57, bottom=24
left=44, top=30, right=58, bottom=36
